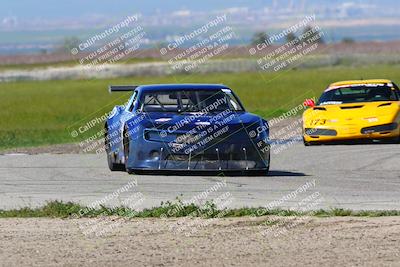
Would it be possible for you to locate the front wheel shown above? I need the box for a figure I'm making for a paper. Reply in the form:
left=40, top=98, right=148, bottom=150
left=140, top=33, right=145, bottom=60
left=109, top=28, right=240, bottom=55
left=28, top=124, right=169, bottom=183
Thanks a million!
left=388, top=134, right=400, bottom=144
left=105, top=127, right=125, bottom=171
left=303, top=136, right=311, bottom=146
left=123, top=127, right=134, bottom=174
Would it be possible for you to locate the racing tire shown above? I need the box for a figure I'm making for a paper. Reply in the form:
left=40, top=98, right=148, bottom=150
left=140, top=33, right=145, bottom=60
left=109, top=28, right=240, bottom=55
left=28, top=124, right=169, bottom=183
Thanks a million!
left=123, top=126, right=134, bottom=174
left=303, top=137, right=312, bottom=146
left=393, top=133, right=400, bottom=144
left=397, top=129, right=400, bottom=143
left=105, top=126, right=125, bottom=171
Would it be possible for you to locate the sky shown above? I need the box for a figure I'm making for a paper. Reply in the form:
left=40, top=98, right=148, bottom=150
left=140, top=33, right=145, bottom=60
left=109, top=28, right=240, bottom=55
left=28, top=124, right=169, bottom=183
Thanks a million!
left=2, top=0, right=266, bottom=18
left=2, top=0, right=396, bottom=19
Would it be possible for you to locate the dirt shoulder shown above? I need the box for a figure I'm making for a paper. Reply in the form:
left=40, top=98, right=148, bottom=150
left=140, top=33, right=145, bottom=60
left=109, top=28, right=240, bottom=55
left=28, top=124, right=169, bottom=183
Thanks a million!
left=1, top=216, right=399, bottom=267
left=0, top=143, right=87, bottom=155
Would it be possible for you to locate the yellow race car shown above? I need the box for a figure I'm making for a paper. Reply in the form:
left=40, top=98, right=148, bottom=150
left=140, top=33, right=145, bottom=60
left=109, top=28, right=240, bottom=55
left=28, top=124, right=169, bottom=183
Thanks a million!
left=303, top=79, right=400, bottom=145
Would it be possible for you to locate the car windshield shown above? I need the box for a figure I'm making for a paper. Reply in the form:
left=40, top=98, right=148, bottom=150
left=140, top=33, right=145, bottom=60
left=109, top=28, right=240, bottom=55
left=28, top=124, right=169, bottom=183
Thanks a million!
left=139, top=89, right=244, bottom=113
left=318, top=84, right=399, bottom=105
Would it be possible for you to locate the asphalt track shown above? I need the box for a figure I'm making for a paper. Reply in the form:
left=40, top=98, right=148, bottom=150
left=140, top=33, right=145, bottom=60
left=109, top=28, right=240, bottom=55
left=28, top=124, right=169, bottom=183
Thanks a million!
left=0, top=142, right=399, bottom=210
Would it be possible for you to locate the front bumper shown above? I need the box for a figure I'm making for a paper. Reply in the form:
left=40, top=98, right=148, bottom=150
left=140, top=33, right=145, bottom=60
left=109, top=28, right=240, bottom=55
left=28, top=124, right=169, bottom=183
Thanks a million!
left=303, top=122, right=399, bottom=142
left=128, top=144, right=270, bottom=172
left=126, top=127, right=270, bottom=172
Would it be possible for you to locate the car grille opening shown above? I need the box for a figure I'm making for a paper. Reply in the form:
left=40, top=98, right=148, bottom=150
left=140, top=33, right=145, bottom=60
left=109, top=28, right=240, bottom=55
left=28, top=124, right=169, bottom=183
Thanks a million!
left=378, top=103, right=392, bottom=107
left=361, top=123, right=398, bottom=134
left=167, top=152, right=247, bottom=161
left=305, top=128, right=337, bottom=136
left=340, top=105, right=364, bottom=110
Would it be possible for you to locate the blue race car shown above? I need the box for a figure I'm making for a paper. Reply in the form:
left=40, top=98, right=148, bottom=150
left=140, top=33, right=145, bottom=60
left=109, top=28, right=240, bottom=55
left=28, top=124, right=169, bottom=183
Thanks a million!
left=105, top=84, right=270, bottom=175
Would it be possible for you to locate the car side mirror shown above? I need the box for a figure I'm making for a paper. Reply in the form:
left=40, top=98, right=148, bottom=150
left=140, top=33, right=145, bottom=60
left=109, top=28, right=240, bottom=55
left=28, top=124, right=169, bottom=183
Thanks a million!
left=109, top=105, right=125, bottom=119
left=303, top=99, right=315, bottom=108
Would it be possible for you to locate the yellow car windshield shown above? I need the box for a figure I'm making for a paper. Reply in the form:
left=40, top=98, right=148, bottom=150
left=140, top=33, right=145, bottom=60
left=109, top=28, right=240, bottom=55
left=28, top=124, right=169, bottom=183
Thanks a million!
left=318, top=85, right=399, bottom=105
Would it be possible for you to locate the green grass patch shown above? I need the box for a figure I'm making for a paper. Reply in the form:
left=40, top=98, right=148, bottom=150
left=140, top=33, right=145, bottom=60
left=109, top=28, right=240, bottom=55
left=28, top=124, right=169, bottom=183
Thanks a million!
left=0, top=57, right=162, bottom=71
left=2, top=64, right=400, bottom=150
left=1, top=200, right=399, bottom=219
left=0, top=55, right=252, bottom=71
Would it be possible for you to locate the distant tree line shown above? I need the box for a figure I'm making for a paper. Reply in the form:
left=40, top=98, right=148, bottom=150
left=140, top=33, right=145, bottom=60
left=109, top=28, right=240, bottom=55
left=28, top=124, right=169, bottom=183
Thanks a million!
left=251, top=26, right=358, bottom=46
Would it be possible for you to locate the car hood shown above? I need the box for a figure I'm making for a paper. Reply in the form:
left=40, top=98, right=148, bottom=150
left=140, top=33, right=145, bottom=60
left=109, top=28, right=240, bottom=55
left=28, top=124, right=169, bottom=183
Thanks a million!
left=140, top=111, right=263, bottom=131
left=305, top=101, right=400, bottom=120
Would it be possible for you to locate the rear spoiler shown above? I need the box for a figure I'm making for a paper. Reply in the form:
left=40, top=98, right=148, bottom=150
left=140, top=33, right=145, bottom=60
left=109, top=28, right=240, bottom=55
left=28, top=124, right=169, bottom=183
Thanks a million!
left=109, top=85, right=138, bottom=93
